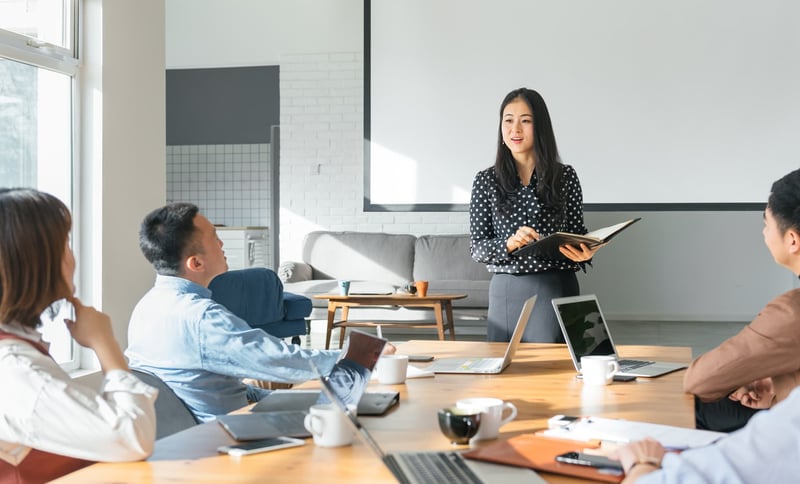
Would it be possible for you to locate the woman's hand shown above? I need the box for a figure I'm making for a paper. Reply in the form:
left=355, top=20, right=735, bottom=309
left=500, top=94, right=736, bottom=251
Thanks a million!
left=611, top=438, right=665, bottom=481
left=64, top=296, right=115, bottom=349
left=559, top=242, right=603, bottom=262
left=507, top=226, right=540, bottom=253
left=64, top=297, right=129, bottom=372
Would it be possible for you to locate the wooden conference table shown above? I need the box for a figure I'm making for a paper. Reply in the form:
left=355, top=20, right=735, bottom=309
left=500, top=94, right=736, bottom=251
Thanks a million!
left=54, top=341, right=693, bottom=484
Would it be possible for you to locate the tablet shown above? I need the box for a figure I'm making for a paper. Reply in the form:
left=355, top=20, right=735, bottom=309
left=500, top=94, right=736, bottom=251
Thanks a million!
left=251, top=390, right=400, bottom=416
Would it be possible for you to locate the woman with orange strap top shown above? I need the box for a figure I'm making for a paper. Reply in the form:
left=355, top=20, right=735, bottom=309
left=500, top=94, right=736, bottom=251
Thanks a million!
left=0, top=188, right=157, bottom=483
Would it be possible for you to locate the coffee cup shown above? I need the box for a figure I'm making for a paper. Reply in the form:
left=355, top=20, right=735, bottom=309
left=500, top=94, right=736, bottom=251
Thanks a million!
left=376, top=354, right=409, bottom=384
left=437, top=407, right=482, bottom=445
left=303, top=403, right=356, bottom=447
left=455, top=397, right=517, bottom=441
left=580, top=355, right=620, bottom=386
left=337, top=280, right=351, bottom=296
left=415, top=280, right=429, bottom=297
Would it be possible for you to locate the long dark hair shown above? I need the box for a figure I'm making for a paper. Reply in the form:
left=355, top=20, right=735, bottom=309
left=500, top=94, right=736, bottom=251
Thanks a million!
left=0, top=188, right=73, bottom=328
left=494, top=88, right=564, bottom=215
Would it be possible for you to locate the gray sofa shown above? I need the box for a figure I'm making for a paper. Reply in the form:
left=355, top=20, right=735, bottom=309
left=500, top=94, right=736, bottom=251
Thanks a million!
left=278, top=231, right=491, bottom=326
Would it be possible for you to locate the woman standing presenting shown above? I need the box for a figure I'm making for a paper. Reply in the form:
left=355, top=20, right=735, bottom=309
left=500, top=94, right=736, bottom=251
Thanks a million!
left=470, top=88, right=602, bottom=342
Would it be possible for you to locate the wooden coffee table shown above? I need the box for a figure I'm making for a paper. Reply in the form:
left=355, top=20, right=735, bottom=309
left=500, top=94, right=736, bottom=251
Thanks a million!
left=314, top=293, right=467, bottom=349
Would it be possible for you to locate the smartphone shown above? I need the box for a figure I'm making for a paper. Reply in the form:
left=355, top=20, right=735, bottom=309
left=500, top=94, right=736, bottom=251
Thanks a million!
left=408, top=355, right=434, bottom=362
left=575, top=374, right=637, bottom=382
left=547, top=414, right=581, bottom=429
left=555, top=451, right=623, bottom=472
left=217, top=437, right=305, bottom=456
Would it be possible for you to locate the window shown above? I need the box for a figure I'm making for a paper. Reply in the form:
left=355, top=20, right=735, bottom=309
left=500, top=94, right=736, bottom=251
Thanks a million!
left=0, top=0, right=79, bottom=368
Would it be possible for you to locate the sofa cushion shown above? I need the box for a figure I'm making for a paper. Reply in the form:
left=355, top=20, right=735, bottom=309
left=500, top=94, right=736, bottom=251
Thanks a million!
left=302, top=231, right=415, bottom=286
left=413, top=235, right=491, bottom=282
left=277, top=261, right=313, bottom=283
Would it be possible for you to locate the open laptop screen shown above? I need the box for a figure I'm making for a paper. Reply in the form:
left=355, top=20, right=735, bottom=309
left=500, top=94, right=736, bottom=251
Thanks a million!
left=552, top=296, right=617, bottom=364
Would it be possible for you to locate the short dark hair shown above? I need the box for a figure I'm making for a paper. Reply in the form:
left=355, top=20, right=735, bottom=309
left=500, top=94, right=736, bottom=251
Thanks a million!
left=0, top=188, right=72, bottom=328
left=139, top=203, right=200, bottom=275
left=767, top=168, right=800, bottom=234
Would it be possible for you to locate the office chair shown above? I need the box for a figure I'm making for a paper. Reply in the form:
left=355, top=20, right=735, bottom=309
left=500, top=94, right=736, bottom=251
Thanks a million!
left=130, top=369, right=198, bottom=439
left=209, top=267, right=311, bottom=345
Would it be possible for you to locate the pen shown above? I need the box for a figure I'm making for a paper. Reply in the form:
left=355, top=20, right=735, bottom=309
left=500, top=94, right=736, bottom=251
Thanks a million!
left=376, top=325, right=383, bottom=340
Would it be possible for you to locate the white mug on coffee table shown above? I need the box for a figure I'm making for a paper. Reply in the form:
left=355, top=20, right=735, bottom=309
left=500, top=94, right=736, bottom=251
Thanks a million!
left=376, top=354, right=409, bottom=384
left=303, top=403, right=356, bottom=447
left=455, top=397, right=517, bottom=441
left=580, top=355, right=620, bottom=385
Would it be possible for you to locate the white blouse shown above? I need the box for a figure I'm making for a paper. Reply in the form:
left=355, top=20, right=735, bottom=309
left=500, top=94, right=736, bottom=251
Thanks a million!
left=0, top=323, right=157, bottom=466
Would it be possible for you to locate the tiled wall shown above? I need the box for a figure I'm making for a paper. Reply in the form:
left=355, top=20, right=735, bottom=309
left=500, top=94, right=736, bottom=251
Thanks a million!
left=166, top=143, right=274, bottom=267
left=278, top=52, right=469, bottom=262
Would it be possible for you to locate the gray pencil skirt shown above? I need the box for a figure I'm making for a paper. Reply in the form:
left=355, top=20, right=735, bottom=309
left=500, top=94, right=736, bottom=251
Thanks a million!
left=487, top=271, right=579, bottom=343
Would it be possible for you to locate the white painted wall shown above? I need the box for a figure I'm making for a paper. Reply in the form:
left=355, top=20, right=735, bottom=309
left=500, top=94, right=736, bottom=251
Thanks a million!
left=165, top=0, right=361, bottom=68
left=166, top=1, right=796, bottom=323
left=81, top=0, right=166, bottom=349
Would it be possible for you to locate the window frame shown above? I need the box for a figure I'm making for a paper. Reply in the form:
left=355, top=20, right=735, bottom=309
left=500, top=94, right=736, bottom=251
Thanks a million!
left=0, top=0, right=82, bottom=370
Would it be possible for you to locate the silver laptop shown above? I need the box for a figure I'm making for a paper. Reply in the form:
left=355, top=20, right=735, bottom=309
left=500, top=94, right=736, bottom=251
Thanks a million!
left=551, top=294, right=687, bottom=378
left=311, top=361, right=545, bottom=484
left=425, top=295, right=537, bottom=374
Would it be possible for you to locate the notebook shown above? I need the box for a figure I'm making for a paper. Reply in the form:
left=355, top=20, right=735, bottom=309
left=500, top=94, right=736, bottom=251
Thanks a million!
left=551, top=294, right=687, bottom=378
left=311, top=361, right=545, bottom=484
left=251, top=389, right=400, bottom=416
left=424, top=295, right=537, bottom=374
left=216, top=410, right=310, bottom=441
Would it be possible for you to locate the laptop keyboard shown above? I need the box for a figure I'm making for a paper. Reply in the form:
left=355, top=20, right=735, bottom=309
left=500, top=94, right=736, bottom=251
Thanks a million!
left=386, top=451, right=483, bottom=484
left=618, top=359, right=652, bottom=371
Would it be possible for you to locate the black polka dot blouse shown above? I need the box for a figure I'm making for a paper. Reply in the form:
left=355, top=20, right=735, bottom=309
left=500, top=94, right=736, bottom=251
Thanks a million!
left=469, top=164, right=588, bottom=274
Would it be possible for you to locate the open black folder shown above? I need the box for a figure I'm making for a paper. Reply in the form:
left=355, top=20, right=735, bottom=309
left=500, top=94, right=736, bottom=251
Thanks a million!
left=511, top=217, right=641, bottom=260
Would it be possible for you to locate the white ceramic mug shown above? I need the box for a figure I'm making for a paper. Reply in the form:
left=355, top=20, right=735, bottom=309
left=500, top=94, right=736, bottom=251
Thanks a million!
left=303, top=403, right=356, bottom=447
left=580, top=355, right=620, bottom=386
left=376, top=354, right=409, bottom=384
left=455, top=397, right=517, bottom=441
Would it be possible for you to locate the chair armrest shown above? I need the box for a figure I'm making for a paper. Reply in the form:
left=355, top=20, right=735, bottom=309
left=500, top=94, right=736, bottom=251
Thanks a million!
left=277, top=261, right=313, bottom=283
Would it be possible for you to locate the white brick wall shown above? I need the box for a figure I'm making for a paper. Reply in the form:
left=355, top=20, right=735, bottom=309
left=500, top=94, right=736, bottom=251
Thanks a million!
left=279, top=52, right=469, bottom=262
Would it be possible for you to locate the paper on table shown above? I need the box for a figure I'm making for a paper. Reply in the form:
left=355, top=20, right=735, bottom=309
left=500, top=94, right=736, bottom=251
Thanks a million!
left=540, top=416, right=724, bottom=450
left=370, top=364, right=434, bottom=380
left=406, top=364, right=434, bottom=379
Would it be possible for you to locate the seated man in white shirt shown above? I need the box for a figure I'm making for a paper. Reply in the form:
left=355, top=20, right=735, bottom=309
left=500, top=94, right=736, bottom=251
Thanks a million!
left=126, top=202, right=393, bottom=422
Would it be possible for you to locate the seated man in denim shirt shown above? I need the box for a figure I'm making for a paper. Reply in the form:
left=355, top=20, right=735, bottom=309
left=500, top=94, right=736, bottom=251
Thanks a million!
left=126, top=202, right=393, bottom=423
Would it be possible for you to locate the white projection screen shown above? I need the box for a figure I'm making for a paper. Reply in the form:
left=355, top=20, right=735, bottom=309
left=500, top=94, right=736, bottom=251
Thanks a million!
left=365, top=0, right=800, bottom=211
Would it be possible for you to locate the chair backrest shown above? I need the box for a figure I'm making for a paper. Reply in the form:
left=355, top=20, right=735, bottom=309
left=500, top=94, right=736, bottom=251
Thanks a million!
left=130, top=369, right=198, bottom=439
left=209, top=268, right=285, bottom=324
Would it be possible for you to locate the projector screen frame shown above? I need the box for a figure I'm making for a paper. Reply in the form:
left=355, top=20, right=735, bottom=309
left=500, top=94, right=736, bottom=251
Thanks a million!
left=362, top=0, right=773, bottom=213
